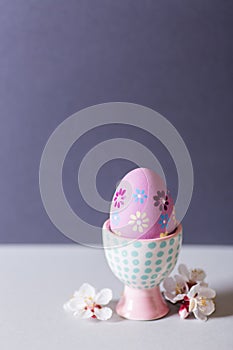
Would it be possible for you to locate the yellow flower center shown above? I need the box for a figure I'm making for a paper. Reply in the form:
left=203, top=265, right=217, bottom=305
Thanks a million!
left=199, top=297, right=207, bottom=307
left=175, top=284, right=183, bottom=295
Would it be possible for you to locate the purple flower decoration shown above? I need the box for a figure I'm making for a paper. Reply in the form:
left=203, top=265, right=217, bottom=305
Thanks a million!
left=153, top=191, right=169, bottom=211
left=114, top=188, right=126, bottom=208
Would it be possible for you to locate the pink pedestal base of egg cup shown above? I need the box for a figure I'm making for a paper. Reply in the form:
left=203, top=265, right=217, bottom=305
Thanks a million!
left=102, top=220, right=182, bottom=321
left=116, top=285, right=169, bottom=320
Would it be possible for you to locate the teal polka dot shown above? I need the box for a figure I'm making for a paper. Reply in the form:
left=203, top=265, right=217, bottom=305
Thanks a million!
left=141, top=275, right=149, bottom=280
left=176, top=245, right=180, bottom=251
left=117, top=265, right=122, bottom=270
left=131, top=251, right=139, bottom=257
left=144, top=285, right=149, bottom=289
left=160, top=241, right=166, bottom=248
left=132, top=275, right=137, bottom=280
left=170, top=238, right=175, bottom=245
left=157, top=251, right=164, bottom=257
left=156, top=259, right=162, bottom=265
left=145, top=260, right=152, bottom=266
left=114, top=248, right=119, bottom=254
left=155, top=267, right=162, bottom=272
left=124, top=274, right=129, bottom=279
left=146, top=252, right=153, bottom=258
left=113, top=238, right=119, bottom=245
left=133, top=268, right=140, bottom=273
left=151, top=274, right=158, bottom=279
left=124, top=267, right=129, bottom=272
left=150, top=284, right=156, bottom=288
left=167, top=256, right=172, bottom=263
left=133, top=241, right=142, bottom=248
left=123, top=259, right=128, bottom=265
left=132, top=281, right=137, bottom=284
left=122, top=250, right=128, bottom=257
left=175, top=252, right=179, bottom=258
left=141, top=281, right=147, bottom=285
left=167, top=263, right=172, bottom=269
left=114, top=256, right=120, bottom=263
left=148, top=242, right=156, bottom=249
left=162, top=272, right=167, bottom=277
left=133, top=259, right=139, bottom=265
left=145, top=268, right=152, bottom=273
left=168, top=248, right=173, bottom=254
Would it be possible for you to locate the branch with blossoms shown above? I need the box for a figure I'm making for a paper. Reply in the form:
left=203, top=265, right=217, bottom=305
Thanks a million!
left=162, top=264, right=216, bottom=321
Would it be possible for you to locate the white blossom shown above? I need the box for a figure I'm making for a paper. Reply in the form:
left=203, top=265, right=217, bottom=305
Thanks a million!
left=163, top=275, right=189, bottom=303
left=64, top=283, right=113, bottom=321
left=187, top=284, right=216, bottom=321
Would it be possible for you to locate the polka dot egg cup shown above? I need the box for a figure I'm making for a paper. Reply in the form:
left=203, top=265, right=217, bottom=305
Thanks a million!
left=102, top=219, right=182, bottom=320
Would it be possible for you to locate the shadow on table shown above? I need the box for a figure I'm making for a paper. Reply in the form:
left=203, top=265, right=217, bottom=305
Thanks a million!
left=108, top=299, right=180, bottom=322
left=107, top=300, right=125, bottom=323
left=166, top=302, right=179, bottom=318
left=212, top=289, right=233, bottom=318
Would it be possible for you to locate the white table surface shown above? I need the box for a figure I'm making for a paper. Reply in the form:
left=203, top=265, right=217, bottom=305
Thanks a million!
left=0, top=245, right=232, bottom=350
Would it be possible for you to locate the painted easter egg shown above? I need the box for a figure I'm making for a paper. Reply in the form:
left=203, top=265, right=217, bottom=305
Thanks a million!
left=109, top=168, right=177, bottom=239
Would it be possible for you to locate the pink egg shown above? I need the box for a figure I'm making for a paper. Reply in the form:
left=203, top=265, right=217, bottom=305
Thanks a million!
left=110, top=168, right=177, bottom=239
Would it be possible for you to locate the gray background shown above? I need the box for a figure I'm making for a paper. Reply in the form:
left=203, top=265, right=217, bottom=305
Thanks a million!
left=0, top=0, right=232, bottom=244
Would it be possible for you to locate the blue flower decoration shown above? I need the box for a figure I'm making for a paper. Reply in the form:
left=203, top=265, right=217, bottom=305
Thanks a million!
left=133, top=189, right=148, bottom=204
left=159, top=214, right=169, bottom=229
left=111, top=212, right=120, bottom=226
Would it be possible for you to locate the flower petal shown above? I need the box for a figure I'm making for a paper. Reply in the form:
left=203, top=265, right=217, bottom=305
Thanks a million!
left=130, top=214, right=137, bottom=220
left=173, top=294, right=187, bottom=303
left=198, top=286, right=216, bottom=299
left=188, top=284, right=200, bottom=298
left=94, top=288, right=112, bottom=305
left=136, top=211, right=141, bottom=218
left=163, top=277, right=176, bottom=292
left=198, top=299, right=215, bottom=316
left=74, top=308, right=93, bottom=319
left=189, top=298, right=197, bottom=312
left=141, top=212, right=146, bottom=219
left=78, top=283, right=95, bottom=298
left=63, top=301, right=73, bottom=312
left=128, top=220, right=135, bottom=225
left=190, top=268, right=206, bottom=282
left=138, top=226, right=143, bottom=233
left=94, top=307, right=112, bottom=320
left=178, top=264, right=190, bottom=282
left=132, top=225, right=138, bottom=232
left=193, top=308, right=207, bottom=321
left=143, top=218, right=149, bottom=223
left=174, top=274, right=187, bottom=287
left=163, top=291, right=178, bottom=303
left=64, top=297, right=86, bottom=311
left=179, top=304, right=189, bottom=319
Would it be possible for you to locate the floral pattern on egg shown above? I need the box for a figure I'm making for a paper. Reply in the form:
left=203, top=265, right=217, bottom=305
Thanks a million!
left=110, top=168, right=177, bottom=239
left=133, top=189, right=148, bottom=204
left=153, top=190, right=170, bottom=211
left=113, top=188, right=126, bottom=208
left=128, top=211, right=149, bottom=233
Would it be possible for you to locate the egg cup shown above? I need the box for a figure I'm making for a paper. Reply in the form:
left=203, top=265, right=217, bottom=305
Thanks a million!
left=102, top=219, right=182, bottom=320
